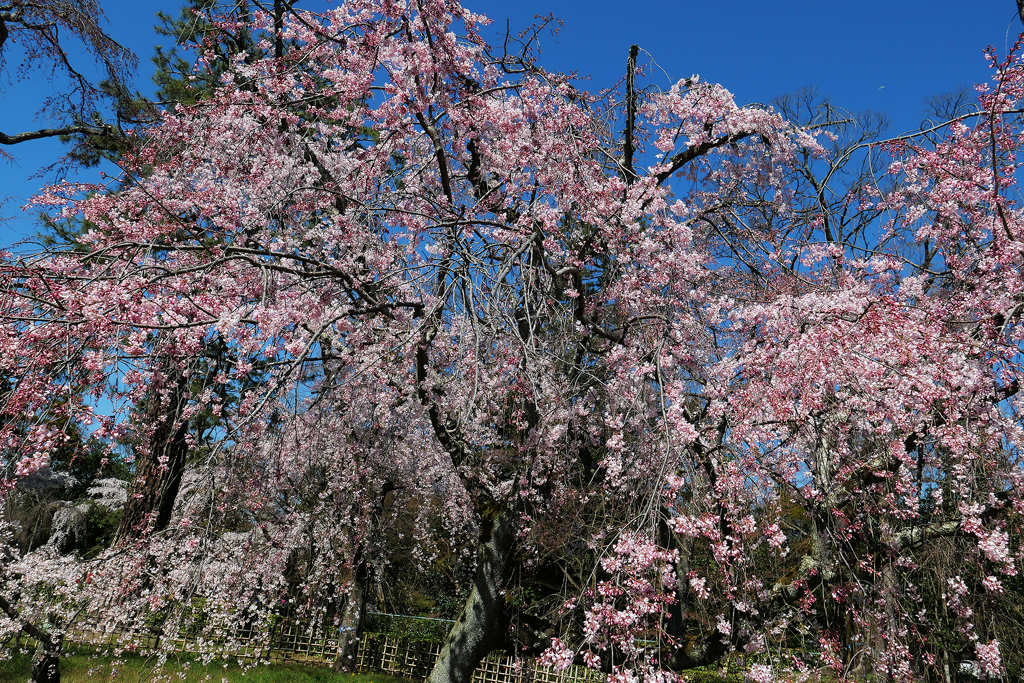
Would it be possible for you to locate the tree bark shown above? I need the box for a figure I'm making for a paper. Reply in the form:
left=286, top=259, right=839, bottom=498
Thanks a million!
left=425, top=507, right=517, bottom=683
left=30, top=637, right=61, bottom=683
left=333, top=560, right=368, bottom=671
left=116, top=362, right=189, bottom=541
left=622, top=44, right=639, bottom=184
left=0, top=595, right=62, bottom=683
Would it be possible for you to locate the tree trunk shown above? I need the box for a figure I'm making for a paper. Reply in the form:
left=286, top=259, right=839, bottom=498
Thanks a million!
left=30, top=637, right=61, bottom=683
left=659, top=516, right=694, bottom=641
left=331, top=479, right=395, bottom=670
left=333, top=561, right=368, bottom=671
left=426, top=507, right=517, bottom=683
left=116, top=363, right=189, bottom=541
left=0, top=595, right=63, bottom=683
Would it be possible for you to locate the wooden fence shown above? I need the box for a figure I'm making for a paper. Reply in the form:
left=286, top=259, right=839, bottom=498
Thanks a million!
left=63, top=623, right=606, bottom=683
left=354, top=634, right=604, bottom=683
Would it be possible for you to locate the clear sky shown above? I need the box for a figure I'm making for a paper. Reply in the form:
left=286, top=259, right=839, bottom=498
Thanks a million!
left=0, top=0, right=1020, bottom=246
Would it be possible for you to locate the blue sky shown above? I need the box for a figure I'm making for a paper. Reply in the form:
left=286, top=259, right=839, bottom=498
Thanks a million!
left=0, top=0, right=1019, bottom=246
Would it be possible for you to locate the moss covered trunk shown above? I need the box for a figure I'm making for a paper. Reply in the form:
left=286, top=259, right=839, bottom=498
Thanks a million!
left=425, top=507, right=516, bottom=683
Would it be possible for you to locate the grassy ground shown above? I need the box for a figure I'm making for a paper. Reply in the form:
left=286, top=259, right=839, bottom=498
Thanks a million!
left=0, top=644, right=750, bottom=683
left=0, top=648, right=416, bottom=682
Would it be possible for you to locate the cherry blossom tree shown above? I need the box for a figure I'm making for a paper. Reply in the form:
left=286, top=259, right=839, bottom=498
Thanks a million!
left=2, top=1, right=1024, bottom=682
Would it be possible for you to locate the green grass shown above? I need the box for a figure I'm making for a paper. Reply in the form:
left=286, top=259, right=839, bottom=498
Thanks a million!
left=0, top=648, right=416, bottom=683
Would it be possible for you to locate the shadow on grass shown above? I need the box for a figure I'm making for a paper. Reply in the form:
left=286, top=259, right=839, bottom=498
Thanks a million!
left=0, top=644, right=416, bottom=683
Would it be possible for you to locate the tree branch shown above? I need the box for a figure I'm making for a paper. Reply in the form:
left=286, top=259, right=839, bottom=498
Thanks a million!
left=0, top=124, right=110, bottom=145
left=0, top=593, right=56, bottom=647
left=622, top=44, right=638, bottom=185
left=655, top=131, right=756, bottom=185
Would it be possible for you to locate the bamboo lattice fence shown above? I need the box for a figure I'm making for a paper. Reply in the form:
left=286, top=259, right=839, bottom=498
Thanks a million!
left=62, top=622, right=607, bottom=683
